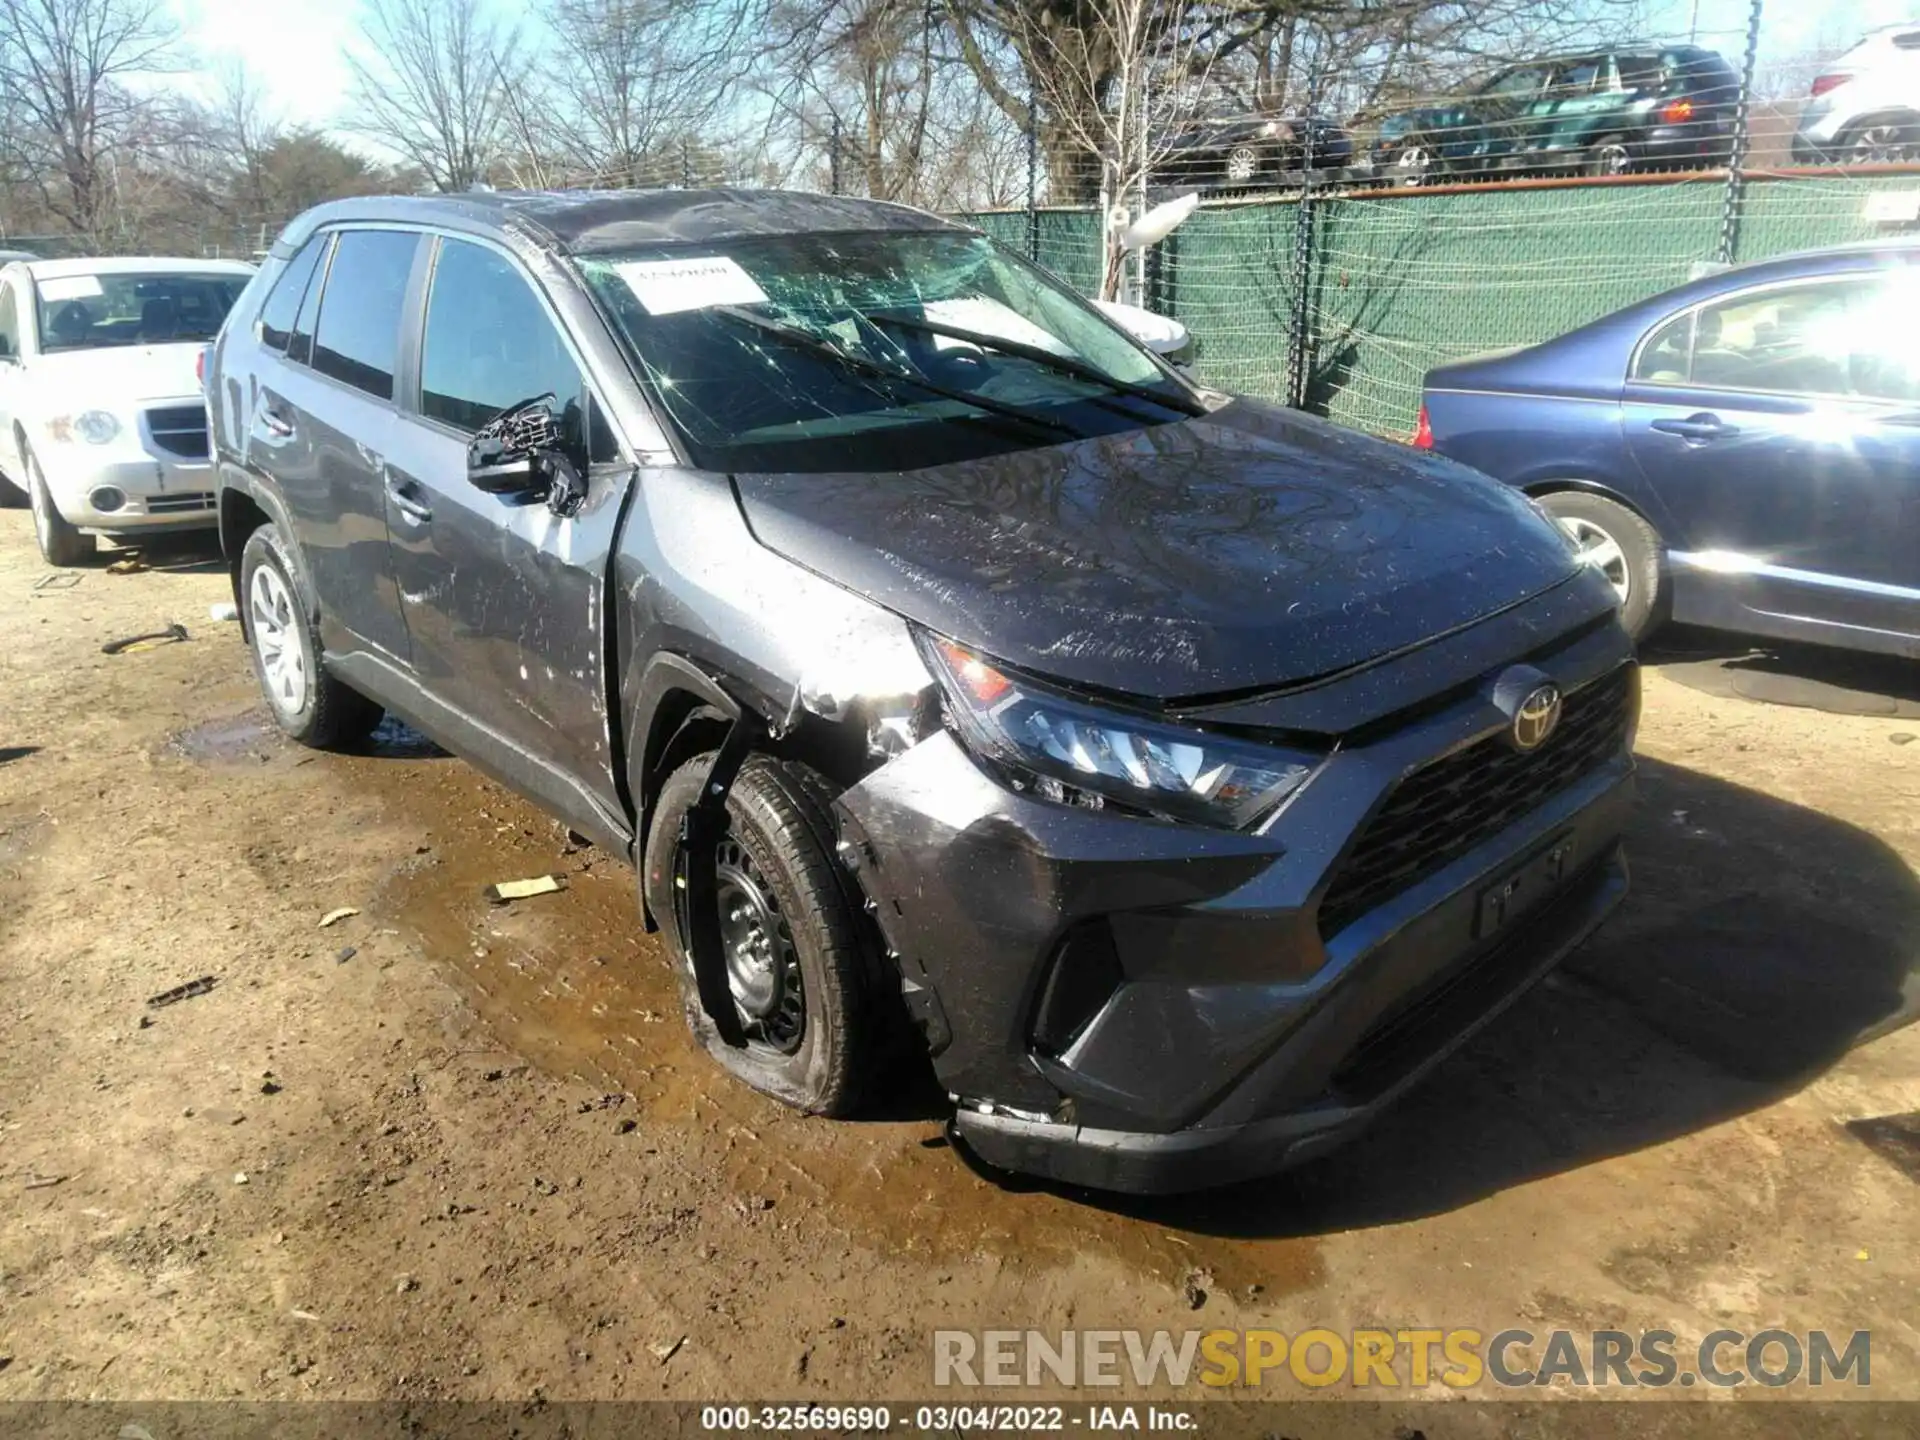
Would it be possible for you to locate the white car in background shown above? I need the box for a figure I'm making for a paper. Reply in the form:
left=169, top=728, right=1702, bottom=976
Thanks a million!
left=0, top=256, right=255, bottom=565
left=1794, top=23, right=1920, bottom=163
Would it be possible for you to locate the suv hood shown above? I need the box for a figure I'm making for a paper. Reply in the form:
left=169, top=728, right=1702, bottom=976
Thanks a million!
left=27, top=343, right=204, bottom=403
left=732, top=398, right=1580, bottom=702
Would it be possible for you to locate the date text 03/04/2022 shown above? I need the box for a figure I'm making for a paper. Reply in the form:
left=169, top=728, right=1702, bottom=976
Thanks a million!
left=698, top=1405, right=1199, bottom=1431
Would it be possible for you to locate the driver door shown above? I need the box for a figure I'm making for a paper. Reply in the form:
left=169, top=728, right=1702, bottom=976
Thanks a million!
left=382, top=233, right=635, bottom=840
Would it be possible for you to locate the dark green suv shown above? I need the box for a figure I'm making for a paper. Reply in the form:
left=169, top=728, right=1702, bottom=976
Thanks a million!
left=1369, top=45, right=1741, bottom=185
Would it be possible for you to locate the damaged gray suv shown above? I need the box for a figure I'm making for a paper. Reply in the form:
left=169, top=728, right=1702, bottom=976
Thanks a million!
left=206, top=190, right=1637, bottom=1193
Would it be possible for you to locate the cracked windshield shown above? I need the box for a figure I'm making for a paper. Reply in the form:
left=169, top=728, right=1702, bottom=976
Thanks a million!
left=576, top=230, right=1198, bottom=471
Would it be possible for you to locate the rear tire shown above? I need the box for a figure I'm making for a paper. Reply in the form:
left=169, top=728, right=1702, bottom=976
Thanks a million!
left=1535, top=491, right=1664, bottom=642
left=644, top=752, right=880, bottom=1117
left=1585, top=135, right=1634, bottom=178
left=240, top=523, right=383, bottom=748
left=26, top=450, right=94, bottom=567
left=1842, top=116, right=1920, bottom=164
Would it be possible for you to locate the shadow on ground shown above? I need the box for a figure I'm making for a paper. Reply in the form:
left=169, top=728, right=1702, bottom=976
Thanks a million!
left=1644, top=626, right=1920, bottom=720
left=1073, top=756, right=1920, bottom=1236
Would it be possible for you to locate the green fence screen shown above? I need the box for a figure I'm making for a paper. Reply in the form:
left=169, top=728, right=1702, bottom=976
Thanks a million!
left=964, top=172, right=1920, bottom=439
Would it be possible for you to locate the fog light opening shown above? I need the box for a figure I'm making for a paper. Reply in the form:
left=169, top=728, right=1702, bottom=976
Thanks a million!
left=89, top=485, right=127, bottom=513
left=1029, top=918, right=1125, bottom=1058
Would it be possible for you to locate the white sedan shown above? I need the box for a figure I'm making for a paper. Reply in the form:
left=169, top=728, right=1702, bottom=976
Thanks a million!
left=0, top=256, right=256, bottom=565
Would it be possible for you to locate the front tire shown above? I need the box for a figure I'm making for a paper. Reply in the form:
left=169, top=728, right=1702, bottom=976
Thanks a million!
left=1535, top=491, right=1664, bottom=642
left=240, top=523, right=383, bottom=748
left=644, top=752, right=879, bottom=1117
left=1391, top=139, right=1437, bottom=186
left=26, top=450, right=95, bottom=566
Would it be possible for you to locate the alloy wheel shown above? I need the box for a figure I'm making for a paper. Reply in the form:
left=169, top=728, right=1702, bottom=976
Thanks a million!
left=1225, top=145, right=1260, bottom=183
left=1851, top=124, right=1913, bottom=164
left=1396, top=145, right=1431, bottom=185
left=249, top=563, right=309, bottom=717
left=1592, top=142, right=1632, bottom=177
left=1558, top=515, right=1631, bottom=606
left=715, top=836, right=805, bottom=1053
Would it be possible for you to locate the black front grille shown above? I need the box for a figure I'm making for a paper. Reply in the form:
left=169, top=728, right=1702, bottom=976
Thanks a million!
left=145, top=404, right=209, bottom=460
left=1317, top=665, right=1635, bottom=940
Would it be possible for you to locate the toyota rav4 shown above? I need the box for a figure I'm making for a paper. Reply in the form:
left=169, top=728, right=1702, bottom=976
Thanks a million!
left=206, top=190, right=1637, bottom=1193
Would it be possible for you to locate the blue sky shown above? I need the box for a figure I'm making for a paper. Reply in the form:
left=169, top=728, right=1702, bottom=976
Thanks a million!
left=171, top=0, right=1920, bottom=135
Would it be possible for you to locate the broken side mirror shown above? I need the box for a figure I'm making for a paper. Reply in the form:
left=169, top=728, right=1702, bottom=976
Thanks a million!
left=466, top=396, right=587, bottom=517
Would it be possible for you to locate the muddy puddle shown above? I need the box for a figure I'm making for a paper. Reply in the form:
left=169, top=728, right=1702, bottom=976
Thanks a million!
left=168, top=710, right=446, bottom=765
left=172, top=712, right=1327, bottom=1302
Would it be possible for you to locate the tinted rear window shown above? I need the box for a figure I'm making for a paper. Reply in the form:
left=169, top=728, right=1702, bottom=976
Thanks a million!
left=310, top=230, right=418, bottom=400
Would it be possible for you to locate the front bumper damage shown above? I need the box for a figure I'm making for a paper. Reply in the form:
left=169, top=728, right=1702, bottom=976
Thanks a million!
left=835, top=620, right=1637, bottom=1194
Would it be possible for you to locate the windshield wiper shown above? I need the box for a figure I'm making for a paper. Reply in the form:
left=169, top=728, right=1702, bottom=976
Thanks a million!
left=862, top=311, right=1207, bottom=417
left=707, top=306, right=1080, bottom=440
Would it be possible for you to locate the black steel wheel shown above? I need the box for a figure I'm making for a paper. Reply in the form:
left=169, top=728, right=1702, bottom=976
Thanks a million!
left=645, top=752, right=883, bottom=1116
left=715, top=834, right=807, bottom=1054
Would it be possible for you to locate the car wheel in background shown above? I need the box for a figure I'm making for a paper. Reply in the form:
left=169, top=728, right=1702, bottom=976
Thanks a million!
left=1844, top=117, right=1919, bottom=164
left=1224, top=144, right=1263, bottom=184
left=0, top=467, right=24, bottom=508
left=645, top=752, right=882, bottom=1118
left=1535, top=491, right=1663, bottom=641
left=1585, top=136, right=1634, bottom=178
left=1392, top=141, right=1435, bottom=186
left=240, top=523, right=384, bottom=748
left=26, top=450, right=95, bottom=567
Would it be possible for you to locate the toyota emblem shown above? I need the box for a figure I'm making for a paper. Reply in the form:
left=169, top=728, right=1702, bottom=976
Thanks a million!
left=1512, top=683, right=1564, bottom=752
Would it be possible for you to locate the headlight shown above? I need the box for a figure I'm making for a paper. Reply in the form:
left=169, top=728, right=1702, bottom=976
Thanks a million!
left=923, top=635, right=1320, bottom=830
left=48, top=410, right=120, bottom=445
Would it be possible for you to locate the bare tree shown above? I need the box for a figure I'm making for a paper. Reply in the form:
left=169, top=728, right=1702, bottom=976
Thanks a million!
left=538, top=0, right=743, bottom=187
left=345, top=0, right=517, bottom=191
left=0, top=0, right=179, bottom=243
left=951, top=0, right=1220, bottom=294
left=201, top=59, right=284, bottom=226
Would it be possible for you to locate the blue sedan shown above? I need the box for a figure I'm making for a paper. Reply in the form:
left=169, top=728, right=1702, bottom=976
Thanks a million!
left=1416, top=241, right=1920, bottom=657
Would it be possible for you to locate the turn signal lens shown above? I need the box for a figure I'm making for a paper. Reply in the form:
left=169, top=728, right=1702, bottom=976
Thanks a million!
left=1412, top=404, right=1434, bottom=450
left=1810, top=73, right=1851, bottom=98
left=934, top=638, right=1012, bottom=706
left=1659, top=98, right=1696, bottom=125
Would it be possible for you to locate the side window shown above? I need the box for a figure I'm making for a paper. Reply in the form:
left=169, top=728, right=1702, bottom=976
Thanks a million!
left=258, top=235, right=328, bottom=354
left=1845, top=273, right=1920, bottom=403
left=0, top=282, right=19, bottom=360
left=419, top=237, right=609, bottom=464
left=1633, top=310, right=1695, bottom=384
left=1638, top=279, right=1879, bottom=397
left=289, top=235, right=334, bottom=366
left=1548, top=59, right=1604, bottom=97
left=311, top=229, right=419, bottom=400
left=1691, top=281, right=1864, bottom=396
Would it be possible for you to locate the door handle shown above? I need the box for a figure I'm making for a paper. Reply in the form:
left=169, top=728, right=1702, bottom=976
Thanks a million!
left=1651, top=413, right=1737, bottom=445
left=385, top=474, right=433, bottom=525
left=258, top=402, right=294, bottom=439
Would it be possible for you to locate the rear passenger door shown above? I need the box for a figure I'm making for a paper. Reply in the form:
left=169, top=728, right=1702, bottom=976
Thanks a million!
left=382, top=233, right=634, bottom=837
left=1623, top=273, right=1920, bottom=638
left=249, top=227, right=421, bottom=663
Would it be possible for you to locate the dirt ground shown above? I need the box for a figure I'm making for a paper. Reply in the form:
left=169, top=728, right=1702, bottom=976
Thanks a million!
left=1, top=509, right=1918, bottom=1411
